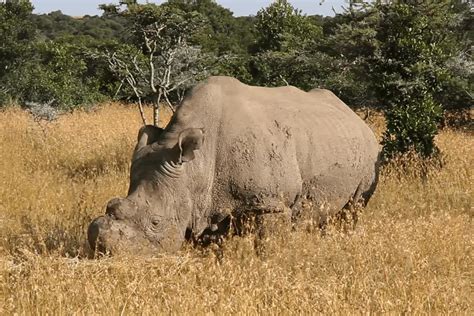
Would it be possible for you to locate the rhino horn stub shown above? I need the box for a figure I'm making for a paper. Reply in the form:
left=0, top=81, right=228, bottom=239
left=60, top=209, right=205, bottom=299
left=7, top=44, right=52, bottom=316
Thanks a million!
left=105, top=197, right=138, bottom=219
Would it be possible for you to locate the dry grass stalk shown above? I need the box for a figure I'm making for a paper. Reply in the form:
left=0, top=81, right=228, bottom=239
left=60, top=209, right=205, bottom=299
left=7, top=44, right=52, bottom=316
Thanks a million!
left=0, top=104, right=472, bottom=314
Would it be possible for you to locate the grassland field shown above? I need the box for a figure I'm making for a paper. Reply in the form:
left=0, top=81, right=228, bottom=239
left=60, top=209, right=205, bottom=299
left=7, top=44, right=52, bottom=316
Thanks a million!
left=0, top=103, right=472, bottom=314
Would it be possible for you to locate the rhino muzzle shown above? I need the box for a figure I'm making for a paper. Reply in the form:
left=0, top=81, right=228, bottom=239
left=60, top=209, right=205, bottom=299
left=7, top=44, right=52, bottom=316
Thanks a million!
left=87, top=215, right=151, bottom=255
left=88, top=215, right=187, bottom=256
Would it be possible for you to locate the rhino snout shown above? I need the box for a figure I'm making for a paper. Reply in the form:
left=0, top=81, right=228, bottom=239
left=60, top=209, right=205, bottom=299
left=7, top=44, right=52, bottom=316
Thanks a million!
left=88, top=215, right=140, bottom=254
left=88, top=198, right=185, bottom=256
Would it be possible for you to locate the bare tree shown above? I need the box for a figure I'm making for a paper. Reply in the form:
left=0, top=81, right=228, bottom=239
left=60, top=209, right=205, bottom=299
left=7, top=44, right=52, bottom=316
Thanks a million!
left=93, top=3, right=211, bottom=127
left=139, top=20, right=211, bottom=125
left=105, top=51, right=148, bottom=125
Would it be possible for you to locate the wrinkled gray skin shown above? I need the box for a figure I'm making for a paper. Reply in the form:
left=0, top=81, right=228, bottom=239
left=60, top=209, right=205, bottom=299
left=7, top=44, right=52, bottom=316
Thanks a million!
left=88, top=76, right=380, bottom=255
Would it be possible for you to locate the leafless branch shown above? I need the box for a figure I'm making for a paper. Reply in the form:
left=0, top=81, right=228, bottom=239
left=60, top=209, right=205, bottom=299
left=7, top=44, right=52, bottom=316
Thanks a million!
left=90, top=18, right=210, bottom=127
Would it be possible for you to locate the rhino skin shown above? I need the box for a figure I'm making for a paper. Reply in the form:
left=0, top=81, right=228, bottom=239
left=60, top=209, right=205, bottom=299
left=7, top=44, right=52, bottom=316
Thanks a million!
left=88, top=76, right=380, bottom=255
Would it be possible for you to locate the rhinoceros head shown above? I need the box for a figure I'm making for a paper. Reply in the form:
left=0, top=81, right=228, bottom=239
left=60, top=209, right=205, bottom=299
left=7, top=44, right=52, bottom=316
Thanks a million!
left=88, top=125, right=205, bottom=255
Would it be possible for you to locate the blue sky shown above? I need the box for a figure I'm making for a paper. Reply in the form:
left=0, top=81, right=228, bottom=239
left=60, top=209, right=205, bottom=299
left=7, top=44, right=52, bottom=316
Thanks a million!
left=31, top=0, right=347, bottom=17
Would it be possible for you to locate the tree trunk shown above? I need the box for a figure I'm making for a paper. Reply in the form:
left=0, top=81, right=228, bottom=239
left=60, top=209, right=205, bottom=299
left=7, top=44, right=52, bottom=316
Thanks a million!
left=153, top=90, right=163, bottom=127
left=153, top=104, right=160, bottom=127
left=137, top=98, right=147, bottom=126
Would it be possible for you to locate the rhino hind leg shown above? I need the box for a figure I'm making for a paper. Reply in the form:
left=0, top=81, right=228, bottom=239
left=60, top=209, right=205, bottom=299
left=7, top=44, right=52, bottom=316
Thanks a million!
left=338, top=163, right=380, bottom=230
left=290, top=193, right=331, bottom=234
left=360, top=159, right=381, bottom=206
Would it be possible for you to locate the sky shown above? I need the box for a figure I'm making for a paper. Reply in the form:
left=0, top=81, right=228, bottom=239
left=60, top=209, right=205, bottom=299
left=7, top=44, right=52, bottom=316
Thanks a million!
left=31, top=0, right=347, bottom=17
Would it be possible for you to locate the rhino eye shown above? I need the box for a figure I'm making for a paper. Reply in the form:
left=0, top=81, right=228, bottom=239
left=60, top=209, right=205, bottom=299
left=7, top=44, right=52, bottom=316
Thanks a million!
left=148, top=216, right=164, bottom=230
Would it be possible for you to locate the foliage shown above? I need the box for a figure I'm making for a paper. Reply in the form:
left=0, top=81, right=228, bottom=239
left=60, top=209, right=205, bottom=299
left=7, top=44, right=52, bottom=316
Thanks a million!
left=0, top=2, right=113, bottom=109
left=249, top=50, right=332, bottom=90
left=32, top=10, right=127, bottom=42
left=5, top=41, right=107, bottom=109
left=212, top=55, right=253, bottom=84
left=317, top=5, right=380, bottom=107
left=254, top=0, right=321, bottom=52
left=382, top=94, right=443, bottom=158
left=164, top=0, right=255, bottom=55
left=368, top=1, right=462, bottom=158
left=435, top=0, right=473, bottom=110
left=0, top=0, right=35, bottom=66
left=319, top=1, right=471, bottom=159
left=250, top=0, right=323, bottom=88
left=0, top=0, right=36, bottom=103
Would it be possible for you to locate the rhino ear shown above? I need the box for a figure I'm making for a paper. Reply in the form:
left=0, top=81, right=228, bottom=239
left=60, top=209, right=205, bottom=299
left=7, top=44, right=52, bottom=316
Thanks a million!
left=135, top=125, right=164, bottom=152
left=178, top=128, right=205, bottom=163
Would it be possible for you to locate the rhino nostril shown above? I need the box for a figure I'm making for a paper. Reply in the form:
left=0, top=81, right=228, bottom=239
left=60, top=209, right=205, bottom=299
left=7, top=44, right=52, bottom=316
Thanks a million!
left=106, top=210, right=118, bottom=220
left=105, top=208, right=116, bottom=219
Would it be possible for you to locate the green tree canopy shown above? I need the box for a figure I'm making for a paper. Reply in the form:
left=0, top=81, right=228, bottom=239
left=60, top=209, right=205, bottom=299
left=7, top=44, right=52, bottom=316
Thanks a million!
left=250, top=0, right=323, bottom=88
left=0, top=1, right=35, bottom=85
left=164, top=0, right=253, bottom=54
left=254, top=0, right=321, bottom=52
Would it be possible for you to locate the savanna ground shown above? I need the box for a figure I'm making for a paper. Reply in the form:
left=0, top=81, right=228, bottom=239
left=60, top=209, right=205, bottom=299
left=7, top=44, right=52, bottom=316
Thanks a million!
left=0, top=103, right=472, bottom=314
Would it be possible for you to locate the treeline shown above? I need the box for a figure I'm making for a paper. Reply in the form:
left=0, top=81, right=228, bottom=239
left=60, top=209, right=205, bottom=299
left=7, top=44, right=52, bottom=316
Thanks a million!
left=0, top=0, right=472, bottom=158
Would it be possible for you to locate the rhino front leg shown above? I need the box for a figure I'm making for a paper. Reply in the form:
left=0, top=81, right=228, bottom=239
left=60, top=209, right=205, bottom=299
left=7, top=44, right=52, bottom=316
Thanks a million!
left=196, top=212, right=231, bottom=246
left=254, top=208, right=292, bottom=257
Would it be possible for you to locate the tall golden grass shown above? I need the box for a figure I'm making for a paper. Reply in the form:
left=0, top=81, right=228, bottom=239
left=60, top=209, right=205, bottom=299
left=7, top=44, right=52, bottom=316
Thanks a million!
left=0, top=103, right=472, bottom=314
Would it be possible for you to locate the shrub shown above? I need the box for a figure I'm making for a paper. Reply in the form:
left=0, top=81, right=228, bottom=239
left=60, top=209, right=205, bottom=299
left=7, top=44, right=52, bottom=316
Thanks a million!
left=3, top=41, right=106, bottom=110
left=369, top=2, right=462, bottom=159
left=382, top=94, right=443, bottom=158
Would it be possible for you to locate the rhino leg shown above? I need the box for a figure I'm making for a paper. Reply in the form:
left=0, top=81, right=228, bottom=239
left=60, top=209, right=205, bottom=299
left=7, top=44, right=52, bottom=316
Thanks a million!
left=360, top=159, right=381, bottom=206
left=338, top=177, right=372, bottom=230
left=337, top=199, right=359, bottom=231
left=254, top=207, right=292, bottom=257
left=290, top=194, right=329, bottom=233
left=196, top=213, right=231, bottom=247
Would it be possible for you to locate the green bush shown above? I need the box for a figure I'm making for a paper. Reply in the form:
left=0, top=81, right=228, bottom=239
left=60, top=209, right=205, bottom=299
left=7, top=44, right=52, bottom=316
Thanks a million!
left=382, top=94, right=443, bottom=158
left=370, top=2, right=462, bottom=159
left=4, top=41, right=106, bottom=110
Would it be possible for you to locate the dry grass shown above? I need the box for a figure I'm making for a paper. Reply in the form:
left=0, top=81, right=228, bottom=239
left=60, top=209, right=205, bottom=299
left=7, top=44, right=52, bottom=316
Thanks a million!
left=0, top=103, right=472, bottom=314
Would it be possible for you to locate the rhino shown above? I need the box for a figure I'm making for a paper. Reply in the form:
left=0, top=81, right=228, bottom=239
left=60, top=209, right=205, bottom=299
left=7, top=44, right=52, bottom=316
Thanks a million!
left=88, top=76, right=380, bottom=255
